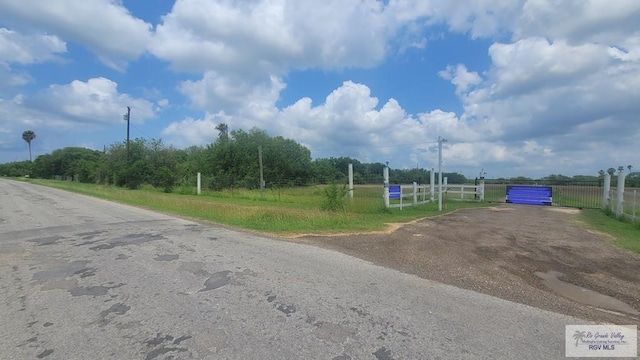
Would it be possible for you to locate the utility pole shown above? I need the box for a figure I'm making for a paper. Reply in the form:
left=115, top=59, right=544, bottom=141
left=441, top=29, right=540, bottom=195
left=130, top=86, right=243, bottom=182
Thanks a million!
left=438, top=136, right=447, bottom=211
left=123, top=106, right=131, bottom=162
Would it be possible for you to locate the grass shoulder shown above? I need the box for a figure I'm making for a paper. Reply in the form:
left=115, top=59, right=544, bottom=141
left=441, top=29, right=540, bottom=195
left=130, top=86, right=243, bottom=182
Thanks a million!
left=579, top=209, right=640, bottom=254
left=23, top=179, right=489, bottom=236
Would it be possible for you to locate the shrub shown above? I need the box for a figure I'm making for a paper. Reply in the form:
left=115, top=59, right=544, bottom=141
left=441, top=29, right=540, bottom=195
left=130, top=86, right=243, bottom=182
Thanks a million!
left=321, top=182, right=348, bottom=212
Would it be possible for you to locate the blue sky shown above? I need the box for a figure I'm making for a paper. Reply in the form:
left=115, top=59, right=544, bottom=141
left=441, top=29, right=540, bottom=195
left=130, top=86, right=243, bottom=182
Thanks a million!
left=1, top=0, right=638, bottom=178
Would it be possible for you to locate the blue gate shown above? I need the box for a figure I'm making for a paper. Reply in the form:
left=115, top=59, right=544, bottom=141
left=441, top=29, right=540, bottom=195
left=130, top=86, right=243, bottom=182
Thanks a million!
left=506, top=186, right=552, bottom=206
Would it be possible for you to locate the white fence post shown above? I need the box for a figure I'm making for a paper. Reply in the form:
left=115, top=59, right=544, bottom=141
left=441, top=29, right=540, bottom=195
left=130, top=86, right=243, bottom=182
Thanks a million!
left=479, top=178, right=485, bottom=201
left=460, top=184, right=464, bottom=200
left=443, top=177, right=448, bottom=203
left=348, top=163, right=354, bottom=201
left=197, top=172, right=202, bottom=195
left=383, top=165, right=390, bottom=209
left=602, top=173, right=611, bottom=209
left=616, top=169, right=625, bottom=218
left=413, top=182, right=418, bottom=206
left=430, top=168, right=435, bottom=202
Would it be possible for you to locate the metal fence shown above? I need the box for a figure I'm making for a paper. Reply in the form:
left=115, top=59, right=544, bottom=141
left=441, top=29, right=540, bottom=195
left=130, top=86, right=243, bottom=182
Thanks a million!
left=483, top=179, right=603, bottom=209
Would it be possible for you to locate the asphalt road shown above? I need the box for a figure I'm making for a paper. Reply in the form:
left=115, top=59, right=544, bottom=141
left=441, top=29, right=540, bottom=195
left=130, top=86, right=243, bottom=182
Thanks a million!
left=0, top=179, right=586, bottom=359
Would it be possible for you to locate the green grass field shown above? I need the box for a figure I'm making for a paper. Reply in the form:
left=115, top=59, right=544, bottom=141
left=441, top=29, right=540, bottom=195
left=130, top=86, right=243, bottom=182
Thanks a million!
left=579, top=209, right=640, bottom=254
left=22, top=179, right=487, bottom=235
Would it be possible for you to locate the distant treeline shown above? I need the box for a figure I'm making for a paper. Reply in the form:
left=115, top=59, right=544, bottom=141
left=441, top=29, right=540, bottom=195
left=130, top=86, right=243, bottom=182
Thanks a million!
left=2, top=127, right=637, bottom=191
left=0, top=127, right=467, bottom=192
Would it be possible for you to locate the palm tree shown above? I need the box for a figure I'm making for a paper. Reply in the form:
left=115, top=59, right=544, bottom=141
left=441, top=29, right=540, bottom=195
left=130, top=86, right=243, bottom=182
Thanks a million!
left=573, top=330, right=586, bottom=346
left=215, top=123, right=229, bottom=141
left=22, top=130, right=36, bottom=162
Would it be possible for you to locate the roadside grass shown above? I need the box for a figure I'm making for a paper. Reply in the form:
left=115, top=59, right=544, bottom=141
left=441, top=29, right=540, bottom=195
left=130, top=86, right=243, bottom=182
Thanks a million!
left=22, top=179, right=488, bottom=236
left=11, top=178, right=638, bottom=252
left=580, top=209, right=640, bottom=254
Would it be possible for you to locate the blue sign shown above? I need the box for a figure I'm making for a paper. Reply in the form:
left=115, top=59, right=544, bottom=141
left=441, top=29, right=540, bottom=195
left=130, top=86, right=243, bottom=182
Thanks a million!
left=389, top=185, right=401, bottom=199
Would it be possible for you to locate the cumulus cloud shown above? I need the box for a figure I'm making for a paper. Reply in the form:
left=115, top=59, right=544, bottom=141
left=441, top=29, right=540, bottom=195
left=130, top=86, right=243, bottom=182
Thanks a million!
left=0, top=76, right=159, bottom=160
left=179, top=72, right=284, bottom=121
left=3, top=0, right=638, bottom=176
left=452, top=37, right=640, bottom=143
left=161, top=113, right=231, bottom=147
left=19, top=77, right=156, bottom=127
left=0, top=28, right=67, bottom=93
left=150, top=0, right=393, bottom=74
left=0, top=0, right=152, bottom=68
left=438, top=64, right=482, bottom=96
left=0, top=28, right=66, bottom=65
left=516, top=0, right=640, bottom=45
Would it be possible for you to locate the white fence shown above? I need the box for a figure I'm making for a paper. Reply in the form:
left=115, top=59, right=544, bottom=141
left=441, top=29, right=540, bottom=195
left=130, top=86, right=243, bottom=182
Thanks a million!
left=609, top=188, right=639, bottom=222
left=385, top=172, right=485, bottom=209
left=444, top=183, right=485, bottom=202
left=603, top=169, right=639, bottom=222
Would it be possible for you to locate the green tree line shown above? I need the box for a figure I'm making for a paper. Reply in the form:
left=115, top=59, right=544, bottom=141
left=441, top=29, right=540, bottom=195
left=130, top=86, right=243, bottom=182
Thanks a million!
left=4, top=126, right=635, bottom=190
left=0, top=127, right=466, bottom=191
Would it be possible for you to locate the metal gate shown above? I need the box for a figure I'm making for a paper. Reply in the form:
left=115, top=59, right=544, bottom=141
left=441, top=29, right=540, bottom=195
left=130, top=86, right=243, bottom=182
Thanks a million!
left=484, top=179, right=602, bottom=209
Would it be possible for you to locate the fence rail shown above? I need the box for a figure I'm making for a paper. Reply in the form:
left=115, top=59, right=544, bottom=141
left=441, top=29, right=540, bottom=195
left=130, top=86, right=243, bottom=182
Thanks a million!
left=609, top=189, right=639, bottom=222
left=388, top=183, right=433, bottom=209
left=387, top=181, right=484, bottom=209
left=483, top=180, right=603, bottom=209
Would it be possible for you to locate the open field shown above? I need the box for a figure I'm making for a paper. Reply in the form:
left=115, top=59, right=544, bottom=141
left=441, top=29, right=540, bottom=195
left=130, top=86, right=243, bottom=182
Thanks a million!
left=19, top=179, right=487, bottom=235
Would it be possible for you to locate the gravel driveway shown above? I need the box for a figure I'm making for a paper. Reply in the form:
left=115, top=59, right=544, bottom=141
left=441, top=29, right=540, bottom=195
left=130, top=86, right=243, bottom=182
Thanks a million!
left=295, top=205, right=640, bottom=325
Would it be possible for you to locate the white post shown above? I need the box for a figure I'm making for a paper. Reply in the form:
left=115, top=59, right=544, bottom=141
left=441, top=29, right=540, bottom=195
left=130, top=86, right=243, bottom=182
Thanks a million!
left=430, top=168, right=435, bottom=202
left=479, top=178, right=485, bottom=201
left=197, top=172, right=202, bottom=195
left=413, top=182, right=418, bottom=206
left=616, top=168, right=625, bottom=218
left=438, top=136, right=447, bottom=211
left=460, top=184, right=464, bottom=200
left=383, top=165, right=390, bottom=209
left=602, top=174, right=611, bottom=209
left=442, top=177, right=448, bottom=207
left=348, top=163, right=354, bottom=200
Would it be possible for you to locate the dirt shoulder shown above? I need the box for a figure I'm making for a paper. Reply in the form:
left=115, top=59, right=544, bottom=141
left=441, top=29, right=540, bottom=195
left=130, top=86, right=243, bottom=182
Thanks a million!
left=293, top=204, right=640, bottom=325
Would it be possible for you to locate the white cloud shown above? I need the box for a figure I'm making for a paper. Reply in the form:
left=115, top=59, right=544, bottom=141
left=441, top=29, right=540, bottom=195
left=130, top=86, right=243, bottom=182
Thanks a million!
left=516, top=0, right=640, bottom=45
left=18, top=77, right=156, bottom=127
left=0, top=28, right=66, bottom=65
left=438, top=64, right=482, bottom=96
left=452, top=37, right=640, bottom=143
left=161, top=113, right=230, bottom=147
left=179, top=72, right=284, bottom=121
left=0, top=0, right=152, bottom=68
left=150, top=0, right=417, bottom=74
left=487, top=38, right=610, bottom=98
left=0, top=28, right=67, bottom=93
